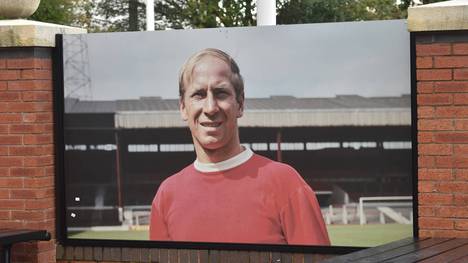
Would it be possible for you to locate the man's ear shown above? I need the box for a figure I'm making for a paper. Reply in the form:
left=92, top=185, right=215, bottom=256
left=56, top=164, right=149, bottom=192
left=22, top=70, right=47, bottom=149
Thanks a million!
left=180, top=98, right=188, bottom=121
left=237, top=95, right=244, bottom=118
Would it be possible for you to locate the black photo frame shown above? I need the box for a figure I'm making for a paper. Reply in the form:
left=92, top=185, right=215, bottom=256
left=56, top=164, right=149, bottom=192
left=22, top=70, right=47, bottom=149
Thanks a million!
left=53, top=20, right=418, bottom=254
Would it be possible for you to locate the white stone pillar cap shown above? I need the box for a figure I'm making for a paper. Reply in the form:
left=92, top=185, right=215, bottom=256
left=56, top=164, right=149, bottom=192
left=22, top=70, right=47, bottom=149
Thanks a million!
left=0, top=19, right=86, bottom=47
left=408, top=0, right=468, bottom=32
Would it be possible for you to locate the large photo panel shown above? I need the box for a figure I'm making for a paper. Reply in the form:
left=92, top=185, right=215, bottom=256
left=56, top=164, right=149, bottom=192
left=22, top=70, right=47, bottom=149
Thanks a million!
left=61, top=20, right=412, bottom=247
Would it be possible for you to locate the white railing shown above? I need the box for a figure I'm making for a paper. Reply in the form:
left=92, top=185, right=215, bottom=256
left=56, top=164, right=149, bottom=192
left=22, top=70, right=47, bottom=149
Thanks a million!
left=359, top=196, right=413, bottom=225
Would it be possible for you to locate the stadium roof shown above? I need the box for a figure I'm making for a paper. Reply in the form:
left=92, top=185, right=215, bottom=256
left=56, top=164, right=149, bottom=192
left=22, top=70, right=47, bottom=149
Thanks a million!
left=65, top=95, right=411, bottom=128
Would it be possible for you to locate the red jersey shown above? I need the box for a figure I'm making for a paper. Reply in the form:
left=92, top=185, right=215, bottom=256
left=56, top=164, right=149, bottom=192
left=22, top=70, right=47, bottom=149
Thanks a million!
left=150, top=152, right=330, bottom=245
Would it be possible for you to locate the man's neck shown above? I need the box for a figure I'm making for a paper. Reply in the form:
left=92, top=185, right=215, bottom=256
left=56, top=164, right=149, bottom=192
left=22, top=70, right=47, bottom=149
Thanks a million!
left=194, top=142, right=244, bottom=164
left=194, top=147, right=253, bottom=173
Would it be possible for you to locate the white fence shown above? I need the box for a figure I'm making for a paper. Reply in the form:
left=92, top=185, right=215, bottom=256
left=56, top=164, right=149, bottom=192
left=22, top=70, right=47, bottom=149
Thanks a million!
left=321, top=196, right=413, bottom=225
left=358, top=196, right=413, bottom=225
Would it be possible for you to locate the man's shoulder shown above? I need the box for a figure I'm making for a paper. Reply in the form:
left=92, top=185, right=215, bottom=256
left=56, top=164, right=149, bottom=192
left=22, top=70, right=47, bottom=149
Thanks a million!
left=252, top=154, right=299, bottom=176
left=250, top=154, right=306, bottom=187
left=251, top=153, right=311, bottom=199
left=159, top=163, right=195, bottom=190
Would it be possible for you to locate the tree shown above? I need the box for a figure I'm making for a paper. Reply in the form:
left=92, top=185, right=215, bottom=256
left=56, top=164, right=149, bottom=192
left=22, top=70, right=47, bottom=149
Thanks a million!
left=94, top=0, right=146, bottom=32
left=277, top=0, right=450, bottom=25
left=28, top=0, right=144, bottom=32
left=154, top=0, right=255, bottom=29
left=30, top=0, right=74, bottom=24
left=277, top=0, right=406, bottom=24
left=90, top=0, right=256, bottom=31
left=277, top=0, right=348, bottom=24
left=30, top=0, right=95, bottom=28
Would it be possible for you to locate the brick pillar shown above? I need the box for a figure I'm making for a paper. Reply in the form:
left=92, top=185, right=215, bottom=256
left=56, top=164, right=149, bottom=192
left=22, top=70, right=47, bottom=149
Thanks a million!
left=408, top=1, right=468, bottom=238
left=0, top=20, right=85, bottom=263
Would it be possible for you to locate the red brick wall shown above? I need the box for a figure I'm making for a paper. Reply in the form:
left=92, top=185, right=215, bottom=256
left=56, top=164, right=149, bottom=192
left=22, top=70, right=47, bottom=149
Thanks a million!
left=416, top=39, right=468, bottom=238
left=0, top=48, right=56, bottom=262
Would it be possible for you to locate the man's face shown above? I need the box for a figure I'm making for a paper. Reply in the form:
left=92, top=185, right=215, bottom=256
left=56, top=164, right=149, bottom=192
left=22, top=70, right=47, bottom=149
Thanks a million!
left=180, top=55, right=243, bottom=152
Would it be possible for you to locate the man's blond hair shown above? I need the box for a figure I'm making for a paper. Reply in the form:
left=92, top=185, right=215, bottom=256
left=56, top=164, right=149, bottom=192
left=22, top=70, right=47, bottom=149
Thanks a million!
left=178, top=48, right=244, bottom=104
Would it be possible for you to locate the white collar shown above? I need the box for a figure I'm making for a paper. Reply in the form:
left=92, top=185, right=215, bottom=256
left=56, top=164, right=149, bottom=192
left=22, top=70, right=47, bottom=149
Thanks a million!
left=194, top=147, right=254, bottom=173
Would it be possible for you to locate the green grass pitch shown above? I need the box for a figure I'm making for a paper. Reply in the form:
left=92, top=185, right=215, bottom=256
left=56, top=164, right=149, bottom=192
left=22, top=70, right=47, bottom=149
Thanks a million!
left=327, top=224, right=413, bottom=247
left=68, top=223, right=412, bottom=247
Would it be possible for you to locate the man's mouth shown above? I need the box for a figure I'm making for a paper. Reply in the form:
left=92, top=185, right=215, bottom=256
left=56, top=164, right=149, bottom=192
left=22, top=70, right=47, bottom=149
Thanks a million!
left=200, top=122, right=222, bottom=127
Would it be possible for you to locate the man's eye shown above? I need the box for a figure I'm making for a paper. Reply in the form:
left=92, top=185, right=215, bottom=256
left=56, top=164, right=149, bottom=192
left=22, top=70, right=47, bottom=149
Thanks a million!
left=216, top=91, right=229, bottom=98
left=192, top=92, right=204, bottom=99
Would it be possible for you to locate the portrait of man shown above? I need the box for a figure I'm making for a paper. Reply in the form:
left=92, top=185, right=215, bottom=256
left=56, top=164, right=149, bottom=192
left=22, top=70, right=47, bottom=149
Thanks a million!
left=149, top=48, right=330, bottom=245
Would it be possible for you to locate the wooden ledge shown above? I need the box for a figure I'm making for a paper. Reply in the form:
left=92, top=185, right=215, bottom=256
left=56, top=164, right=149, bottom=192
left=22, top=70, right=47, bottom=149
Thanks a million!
left=321, top=237, right=468, bottom=262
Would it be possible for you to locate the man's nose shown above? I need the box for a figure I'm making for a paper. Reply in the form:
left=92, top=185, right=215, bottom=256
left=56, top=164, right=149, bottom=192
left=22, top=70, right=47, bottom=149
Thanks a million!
left=203, top=93, right=219, bottom=115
